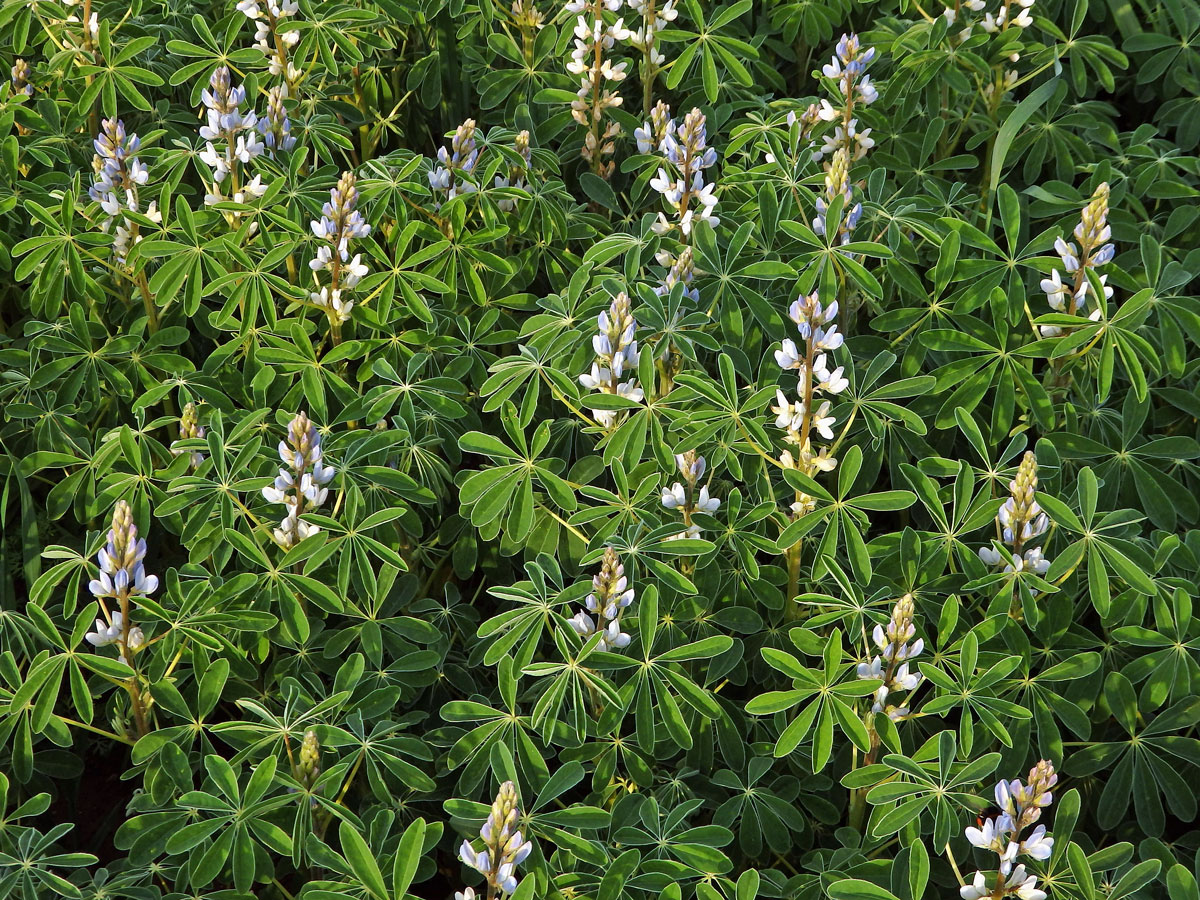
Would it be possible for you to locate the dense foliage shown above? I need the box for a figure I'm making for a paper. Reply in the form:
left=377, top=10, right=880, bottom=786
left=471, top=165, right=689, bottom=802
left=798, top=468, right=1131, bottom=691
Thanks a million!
left=1, top=0, right=1199, bottom=899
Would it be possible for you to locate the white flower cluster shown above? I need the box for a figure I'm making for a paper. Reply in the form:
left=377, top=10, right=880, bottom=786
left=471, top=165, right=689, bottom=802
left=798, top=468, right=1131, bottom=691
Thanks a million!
left=579, top=291, right=643, bottom=428
left=170, top=402, right=206, bottom=469
left=1039, top=182, right=1114, bottom=337
left=198, top=66, right=267, bottom=208
left=813, top=33, right=878, bottom=164
left=262, top=411, right=336, bottom=548
left=772, top=291, right=849, bottom=513
left=856, top=594, right=922, bottom=720
left=567, top=0, right=627, bottom=177
left=660, top=451, right=720, bottom=541
left=85, top=501, right=156, bottom=665
left=58, top=0, right=98, bottom=51
left=89, top=117, right=162, bottom=264
left=625, top=0, right=677, bottom=67
left=458, top=781, right=534, bottom=897
left=569, top=546, right=636, bottom=650
left=429, top=119, right=480, bottom=204
left=649, top=106, right=719, bottom=237
left=981, top=0, right=1035, bottom=32
left=979, top=451, right=1051, bottom=575
left=309, top=171, right=371, bottom=324
left=236, top=0, right=302, bottom=84
left=961, top=761, right=1057, bottom=900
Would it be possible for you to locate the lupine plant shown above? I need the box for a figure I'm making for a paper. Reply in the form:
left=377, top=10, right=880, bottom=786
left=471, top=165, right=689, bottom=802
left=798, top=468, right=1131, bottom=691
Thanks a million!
left=0, top=1, right=1199, bottom=900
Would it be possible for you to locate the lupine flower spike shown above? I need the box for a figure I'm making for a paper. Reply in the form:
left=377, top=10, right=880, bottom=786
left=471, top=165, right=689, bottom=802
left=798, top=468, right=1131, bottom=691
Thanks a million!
left=857, top=594, right=922, bottom=720
left=661, top=450, right=720, bottom=540
left=650, top=107, right=719, bottom=238
left=262, top=412, right=336, bottom=548
left=309, top=171, right=370, bottom=326
left=567, top=0, right=627, bottom=177
left=569, top=547, right=636, bottom=650
left=260, top=86, right=296, bottom=156
left=813, top=147, right=862, bottom=245
left=961, top=761, right=1057, bottom=900
left=814, top=34, right=878, bottom=164
left=1040, top=183, right=1114, bottom=337
left=579, top=291, right=643, bottom=428
left=90, top=117, right=161, bottom=265
left=430, top=119, right=480, bottom=204
left=198, top=66, right=266, bottom=209
left=86, top=501, right=157, bottom=666
left=979, top=451, right=1051, bottom=575
left=772, top=290, right=849, bottom=515
left=459, top=781, right=534, bottom=897
left=237, top=0, right=302, bottom=88
left=171, top=402, right=206, bottom=469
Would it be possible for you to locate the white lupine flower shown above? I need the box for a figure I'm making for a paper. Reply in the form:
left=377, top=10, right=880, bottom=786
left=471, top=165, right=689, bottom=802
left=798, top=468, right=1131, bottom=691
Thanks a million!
left=960, top=871, right=991, bottom=900
left=661, top=483, right=687, bottom=509
left=263, top=412, right=336, bottom=548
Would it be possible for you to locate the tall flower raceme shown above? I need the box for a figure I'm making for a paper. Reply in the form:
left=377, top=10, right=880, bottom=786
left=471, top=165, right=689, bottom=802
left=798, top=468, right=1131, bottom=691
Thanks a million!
left=89, top=117, right=162, bottom=265
left=459, top=781, right=535, bottom=897
left=568, top=547, right=636, bottom=650
left=579, top=291, right=643, bottom=428
left=661, top=451, right=720, bottom=540
left=649, top=107, right=719, bottom=238
left=170, top=402, right=206, bottom=469
left=309, top=171, right=371, bottom=328
left=772, top=290, right=849, bottom=515
left=960, top=762, right=1057, bottom=900
left=979, top=451, right=1051, bottom=575
left=198, top=66, right=267, bottom=209
left=259, top=86, right=296, bottom=157
left=1039, top=183, right=1115, bottom=337
left=495, top=130, right=532, bottom=212
left=236, top=0, right=302, bottom=89
left=85, top=501, right=157, bottom=670
left=262, top=411, right=336, bottom=548
left=429, top=119, right=480, bottom=205
left=625, top=0, right=678, bottom=116
left=813, top=34, right=878, bottom=165
left=566, top=0, right=627, bottom=178
left=856, top=594, right=923, bottom=721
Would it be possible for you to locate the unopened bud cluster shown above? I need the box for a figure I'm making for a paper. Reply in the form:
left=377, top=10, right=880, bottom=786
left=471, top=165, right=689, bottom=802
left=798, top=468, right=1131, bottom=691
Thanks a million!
left=579, top=291, right=643, bottom=428
left=459, top=781, right=534, bottom=896
left=262, top=412, right=336, bottom=548
left=856, top=594, right=922, bottom=720
left=661, top=451, right=720, bottom=541
left=170, top=402, right=207, bottom=469
left=309, top=171, right=371, bottom=324
left=298, top=729, right=320, bottom=788
left=1040, top=183, right=1115, bottom=336
left=11, top=58, right=32, bottom=97
left=961, top=761, right=1057, bottom=900
left=569, top=547, right=636, bottom=650
left=979, top=451, right=1051, bottom=575
left=495, top=130, right=533, bottom=212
